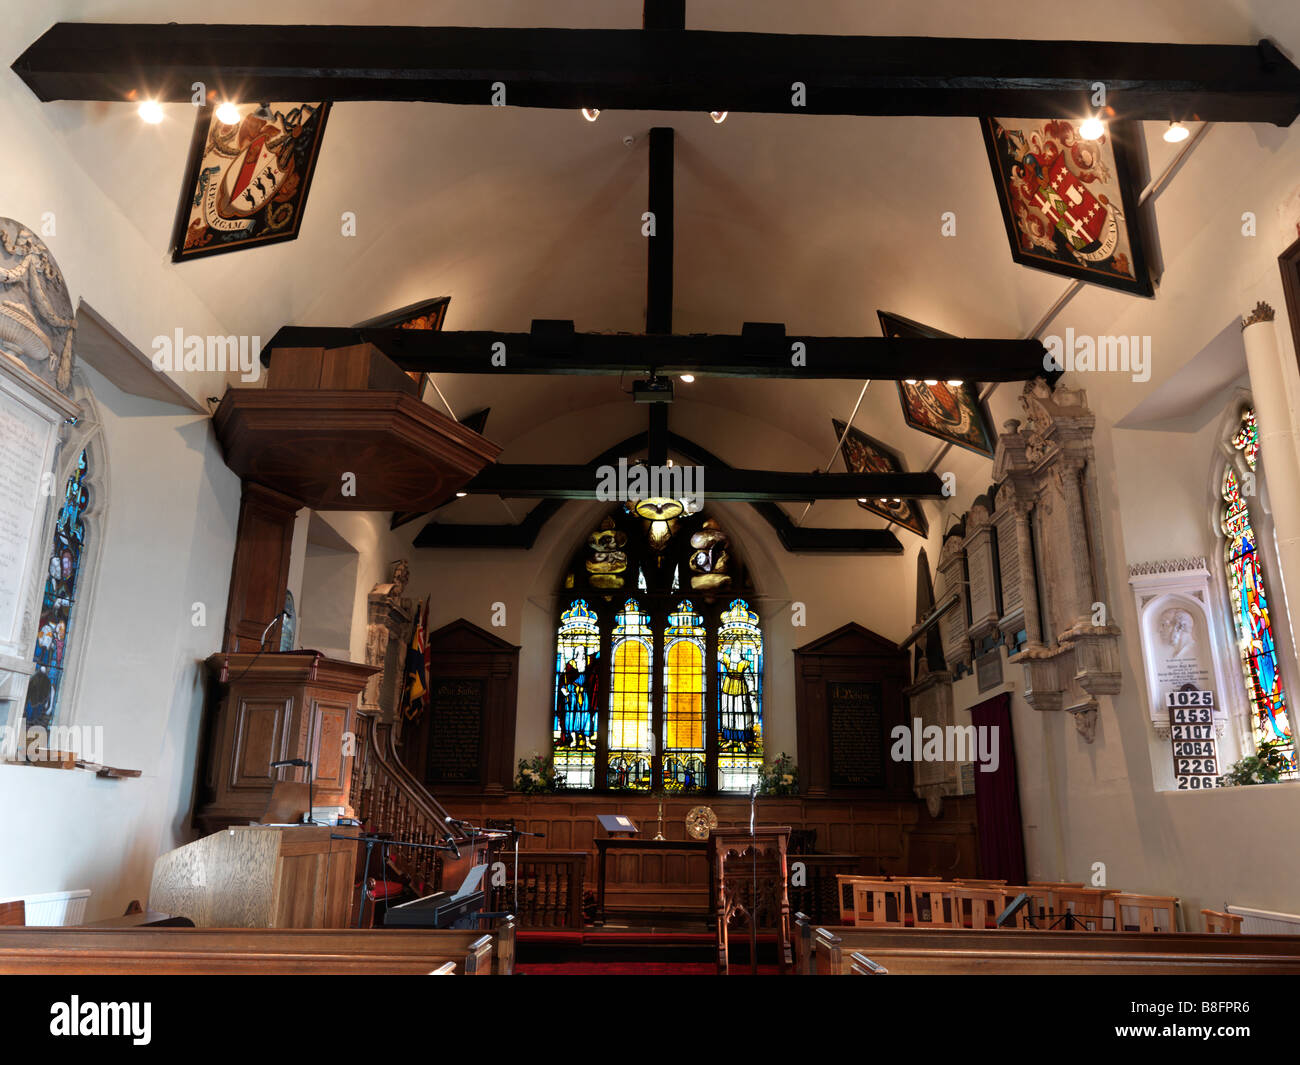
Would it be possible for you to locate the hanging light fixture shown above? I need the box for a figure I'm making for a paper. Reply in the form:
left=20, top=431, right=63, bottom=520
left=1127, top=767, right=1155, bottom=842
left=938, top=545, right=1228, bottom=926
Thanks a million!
left=581, top=108, right=600, bottom=122
left=215, top=101, right=241, bottom=125
left=709, top=111, right=728, bottom=124
left=1079, top=114, right=1105, bottom=140
left=1163, top=121, right=1190, bottom=143
left=137, top=100, right=164, bottom=124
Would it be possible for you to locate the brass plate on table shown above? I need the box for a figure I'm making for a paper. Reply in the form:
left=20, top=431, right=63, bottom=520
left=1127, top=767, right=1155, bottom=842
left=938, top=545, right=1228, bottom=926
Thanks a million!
left=685, top=805, right=718, bottom=840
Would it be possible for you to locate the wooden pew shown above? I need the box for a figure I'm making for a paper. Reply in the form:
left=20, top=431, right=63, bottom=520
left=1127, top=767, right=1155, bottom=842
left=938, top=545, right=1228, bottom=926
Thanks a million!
left=796, top=920, right=1300, bottom=975
left=0, top=926, right=508, bottom=976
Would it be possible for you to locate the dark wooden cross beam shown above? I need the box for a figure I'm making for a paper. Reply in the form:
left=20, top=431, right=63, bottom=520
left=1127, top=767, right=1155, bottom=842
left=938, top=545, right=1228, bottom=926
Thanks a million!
left=263, top=325, right=1053, bottom=382
left=414, top=431, right=908, bottom=553
left=14, top=23, right=1300, bottom=125
left=463, top=463, right=944, bottom=501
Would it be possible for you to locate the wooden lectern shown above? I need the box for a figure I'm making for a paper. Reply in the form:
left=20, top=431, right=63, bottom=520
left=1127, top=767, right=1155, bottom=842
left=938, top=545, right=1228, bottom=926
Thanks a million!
left=196, top=652, right=378, bottom=833
left=149, top=825, right=359, bottom=928
left=712, top=825, right=792, bottom=975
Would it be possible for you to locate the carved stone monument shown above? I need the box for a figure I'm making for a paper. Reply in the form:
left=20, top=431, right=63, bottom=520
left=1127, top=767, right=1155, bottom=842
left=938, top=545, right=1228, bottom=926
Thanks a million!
left=993, top=380, right=1121, bottom=741
left=362, top=559, right=415, bottom=734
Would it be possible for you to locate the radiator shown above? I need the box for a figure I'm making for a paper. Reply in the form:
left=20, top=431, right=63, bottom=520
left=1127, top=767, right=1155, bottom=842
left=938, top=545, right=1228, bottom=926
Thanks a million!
left=0, top=889, right=92, bottom=926
left=1227, top=905, right=1300, bottom=935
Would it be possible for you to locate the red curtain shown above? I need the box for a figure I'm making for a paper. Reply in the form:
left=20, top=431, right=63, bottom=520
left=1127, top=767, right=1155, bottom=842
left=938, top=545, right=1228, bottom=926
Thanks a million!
left=969, top=692, right=1027, bottom=884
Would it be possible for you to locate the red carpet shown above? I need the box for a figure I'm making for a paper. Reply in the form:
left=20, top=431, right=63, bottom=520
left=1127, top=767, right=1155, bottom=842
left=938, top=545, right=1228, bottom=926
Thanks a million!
left=516, top=961, right=782, bottom=975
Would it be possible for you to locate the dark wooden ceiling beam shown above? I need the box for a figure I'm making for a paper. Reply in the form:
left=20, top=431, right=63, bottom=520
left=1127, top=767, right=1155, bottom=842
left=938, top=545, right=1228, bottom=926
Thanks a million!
left=13, top=24, right=1300, bottom=125
left=264, top=326, right=1053, bottom=382
left=463, top=463, right=944, bottom=501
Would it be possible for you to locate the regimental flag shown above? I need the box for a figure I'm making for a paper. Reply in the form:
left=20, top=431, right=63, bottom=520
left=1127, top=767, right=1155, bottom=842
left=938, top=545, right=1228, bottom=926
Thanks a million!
left=403, top=600, right=430, bottom=722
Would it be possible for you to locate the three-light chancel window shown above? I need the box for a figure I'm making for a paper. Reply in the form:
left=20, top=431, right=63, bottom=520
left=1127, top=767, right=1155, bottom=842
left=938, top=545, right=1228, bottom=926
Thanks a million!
left=1221, top=407, right=1295, bottom=773
left=552, top=502, right=763, bottom=792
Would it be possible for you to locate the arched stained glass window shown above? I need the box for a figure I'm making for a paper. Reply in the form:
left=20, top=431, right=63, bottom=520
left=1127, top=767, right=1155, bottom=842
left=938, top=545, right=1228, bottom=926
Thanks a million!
left=553, top=503, right=761, bottom=793
left=553, top=599, right=601, bottom=789
left=608, top=599, right=653, bottom=790
left=24, top=448, right=90, bottom=731
left=1221, top=408, right=1295, bottom=774
left=717, top=598, right=764, bottom=792
left=663, top=600, right=706, bottom=792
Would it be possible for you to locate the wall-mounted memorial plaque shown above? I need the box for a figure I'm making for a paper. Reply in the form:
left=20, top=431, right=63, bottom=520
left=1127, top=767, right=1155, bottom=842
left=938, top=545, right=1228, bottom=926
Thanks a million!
left=1128, top=559, right=1233, bottom=738
left=966, top=530, right=999, bottom=639
left=826, top=680, right=885, bottom=788
left=425, top=677, right=486, bottom=784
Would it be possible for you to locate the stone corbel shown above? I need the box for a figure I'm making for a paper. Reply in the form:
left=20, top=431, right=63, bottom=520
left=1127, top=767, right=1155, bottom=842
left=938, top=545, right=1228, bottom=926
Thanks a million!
left=1068, top=699, right=1100, bottom=743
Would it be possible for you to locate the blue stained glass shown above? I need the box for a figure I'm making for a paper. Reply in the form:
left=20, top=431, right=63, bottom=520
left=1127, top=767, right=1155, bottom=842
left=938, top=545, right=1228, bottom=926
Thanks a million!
left=24, top=449, right=90, bottom=731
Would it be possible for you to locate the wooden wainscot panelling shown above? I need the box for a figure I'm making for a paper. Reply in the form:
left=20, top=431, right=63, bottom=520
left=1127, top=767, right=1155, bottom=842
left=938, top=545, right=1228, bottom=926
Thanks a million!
left=794, top=623, right=913, bottom=799
left=434, top=793, right=978, bottom=919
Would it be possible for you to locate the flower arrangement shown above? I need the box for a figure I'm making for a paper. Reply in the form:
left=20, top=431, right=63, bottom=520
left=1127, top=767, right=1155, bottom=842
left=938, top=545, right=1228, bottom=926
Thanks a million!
left=757, top=752, right=799, bottom=797
left=515, top=752, right=564, bottom=793
left=1219, top=739, right=1294, bottom=786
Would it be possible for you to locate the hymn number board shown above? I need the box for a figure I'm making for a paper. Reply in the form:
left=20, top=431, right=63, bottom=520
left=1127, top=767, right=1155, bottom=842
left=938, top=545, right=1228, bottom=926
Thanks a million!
left=1167, top=690, right=1220, bottom=790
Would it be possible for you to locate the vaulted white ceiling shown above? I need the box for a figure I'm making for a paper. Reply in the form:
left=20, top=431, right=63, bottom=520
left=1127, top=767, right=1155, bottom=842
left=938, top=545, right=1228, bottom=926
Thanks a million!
left=10, top=0, right=1300, bottom=534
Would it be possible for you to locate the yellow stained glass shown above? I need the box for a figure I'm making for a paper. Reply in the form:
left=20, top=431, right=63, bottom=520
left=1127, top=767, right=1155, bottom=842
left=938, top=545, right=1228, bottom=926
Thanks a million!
left=609, top=637, right=650, bottom=750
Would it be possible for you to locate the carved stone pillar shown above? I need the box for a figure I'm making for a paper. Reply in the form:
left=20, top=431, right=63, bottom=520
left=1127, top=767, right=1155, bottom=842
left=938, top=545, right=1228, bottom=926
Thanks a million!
left=362, top=560, right=414, bottom=737
left=1241, top=301, right=1300, bottom=642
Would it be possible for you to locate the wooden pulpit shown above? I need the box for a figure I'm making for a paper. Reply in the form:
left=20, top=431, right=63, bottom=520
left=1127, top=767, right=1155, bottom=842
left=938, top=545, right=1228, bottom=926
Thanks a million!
left=711, top=825, right=792, bottom=975
left=195, top=651, right=379, bottom=833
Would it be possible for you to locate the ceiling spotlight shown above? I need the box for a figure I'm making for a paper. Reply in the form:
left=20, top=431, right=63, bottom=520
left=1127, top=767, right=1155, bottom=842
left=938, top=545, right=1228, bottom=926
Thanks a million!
left=710, top=111, right=728, bottom=124
left=215, top=101, right=241, bottom=125
left=455, top=491, right=468, bottom=498
left=857, top=498, right=867, bottom=504
left=680, top=374, right=695, bottom=383
left=137, top=100, right=164, bottom=124
left=1163, top=121, right=1190, bottom=143
left=581, top=108, right=600, bottom=122
left=946, top=379, right=964, bottom=387
left=904, top=378, right=918, bottom=386
left=923, top=379, right=939, bottom=386
left=1079, top=115, right=1105, bottom=140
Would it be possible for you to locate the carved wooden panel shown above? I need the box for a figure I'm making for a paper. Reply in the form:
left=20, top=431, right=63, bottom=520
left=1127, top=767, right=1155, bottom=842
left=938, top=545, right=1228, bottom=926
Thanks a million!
left=230, top=697, right=292, bottom=789
left=222, top=482, right=299, bottom=653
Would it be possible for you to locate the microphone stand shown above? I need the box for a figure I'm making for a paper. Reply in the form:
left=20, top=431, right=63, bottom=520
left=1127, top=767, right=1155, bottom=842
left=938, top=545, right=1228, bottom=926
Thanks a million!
left=335, top=833, right=461, bottom=927
left=749, top=783, right=759, bottom=975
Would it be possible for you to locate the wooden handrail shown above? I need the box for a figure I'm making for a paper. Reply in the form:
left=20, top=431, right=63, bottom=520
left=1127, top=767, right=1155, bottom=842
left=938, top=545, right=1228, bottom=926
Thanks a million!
left=350, top=712, right=460, bottom=890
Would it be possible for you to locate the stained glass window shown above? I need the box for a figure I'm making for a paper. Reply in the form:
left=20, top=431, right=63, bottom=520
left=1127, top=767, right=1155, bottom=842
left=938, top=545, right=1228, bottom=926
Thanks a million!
left=24, top=449, right=90, bottom=731
left=662, top=600, right=706, bottom=792
left=553, top=508, right=762, bottom=793
left=717, top=598, right=764, bottom=792
left=608, top=599, right=653, bottom=790
left=1222, top=408, right=1295, bottom=775
left=553, top=599, right=601, bottom=789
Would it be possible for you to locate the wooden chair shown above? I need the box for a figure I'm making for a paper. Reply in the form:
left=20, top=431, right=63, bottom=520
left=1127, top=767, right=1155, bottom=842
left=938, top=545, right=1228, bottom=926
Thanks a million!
left=953, top=878, right=1008, bottom=888
left=909, top=883, right=957, bottom=928
left=852, top=880, right=906, bottom=928
left=835, top=874, right=887, bottom=924
left=1202, top=909, right=1244, bottom=934
left=950, top=885, right=1010, bottom=929
left=0, top=901, right=24, bottom=927
left=1110, top=893, right=1178, bottom=933
left=1050, top=887, right=1112, bottom=931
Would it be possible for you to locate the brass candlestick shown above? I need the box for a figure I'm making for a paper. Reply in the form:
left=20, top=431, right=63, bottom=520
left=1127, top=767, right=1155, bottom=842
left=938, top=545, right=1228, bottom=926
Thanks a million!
left=654, top=797, right=665, bottom=840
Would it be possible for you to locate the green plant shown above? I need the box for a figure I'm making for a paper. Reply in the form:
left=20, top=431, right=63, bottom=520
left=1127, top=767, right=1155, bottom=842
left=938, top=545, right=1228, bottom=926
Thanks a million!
left=757, top=752, right=799, bottom=796
left=515, top=752, right=564, bottom=793
left=1219, top=739, right=1294, bottom=786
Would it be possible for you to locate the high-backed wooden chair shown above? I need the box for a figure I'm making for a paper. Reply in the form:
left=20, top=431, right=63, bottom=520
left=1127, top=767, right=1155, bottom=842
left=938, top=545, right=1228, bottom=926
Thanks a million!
left=1050, top=887, right=1112, bottom=931
left=852, top=881, right=906, bottom=928
left=1201, top=909, right=1244, bottom=934
left=950, top=885, right=1010, bottom=929
left=836, top=875, right=881, bottom=924
left=908, top=883, right=957, bottom=928
left=1111, top=893, right=1178, bottom=933
left=0, top=901, right=24, bottom=927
